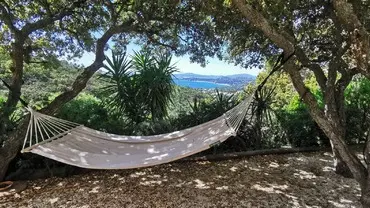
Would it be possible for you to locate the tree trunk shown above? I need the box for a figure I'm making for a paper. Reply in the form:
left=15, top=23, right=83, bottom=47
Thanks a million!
left=0, top=120, right=28, bottom=181
left=253, top=116, right=262, bottom=149
left=285, top=63, right=367, bottom=183
left=361, top=178, right=370, bottom=207
left=0, top=37, right=25, bottom=135
left=332, top=146, right=353, bottom=178
left=40, top=24, right=132, bottom=115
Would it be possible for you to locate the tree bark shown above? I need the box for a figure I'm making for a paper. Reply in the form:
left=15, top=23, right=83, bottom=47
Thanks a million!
left=0, top=35, right=25, bottom=135
left=360, top=169, right=370, bottom=207
left=332, top=147, right=353, bottom=178
left=284, top=61, right=367, bottom=185
left=0, top=119, right=28, bottom=181
left=361, top=186, right=370, bottom=208
left=360, top=128, right=370, bottom=206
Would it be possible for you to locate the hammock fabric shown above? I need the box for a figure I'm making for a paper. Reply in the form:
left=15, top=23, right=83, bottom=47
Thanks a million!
left=21, top=95, right=253, bottom=169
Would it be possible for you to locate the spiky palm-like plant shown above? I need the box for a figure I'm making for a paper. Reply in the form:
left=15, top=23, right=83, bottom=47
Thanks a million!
left=100, top=52, right=136, bottom=115
left=133, top=51, right=177, bottom=120
left=101, top=50, right=177, bottom=123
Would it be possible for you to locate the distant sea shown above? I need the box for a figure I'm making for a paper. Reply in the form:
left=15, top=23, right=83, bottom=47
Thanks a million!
left=174, top=79, right=229, bottom=89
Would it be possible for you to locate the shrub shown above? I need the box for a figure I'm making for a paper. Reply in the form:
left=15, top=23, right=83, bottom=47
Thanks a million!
left=345, top=78, right=370, bottom=143
left=57, top=93, right=127, bottom=134
left=0, top=95, right=5, bottom=105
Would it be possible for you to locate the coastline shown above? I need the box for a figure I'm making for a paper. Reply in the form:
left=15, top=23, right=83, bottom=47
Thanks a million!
left=173, top=79, right=230, bottom=88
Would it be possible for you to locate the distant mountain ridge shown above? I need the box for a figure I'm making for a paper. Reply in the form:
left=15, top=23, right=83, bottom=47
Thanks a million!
left=172, top=73, right=256, bottom=89
left=173, top=73, right=256, bottom=79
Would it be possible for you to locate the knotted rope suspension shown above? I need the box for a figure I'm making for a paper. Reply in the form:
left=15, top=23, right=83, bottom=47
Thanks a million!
left=21, top=107, right=81, bottom=153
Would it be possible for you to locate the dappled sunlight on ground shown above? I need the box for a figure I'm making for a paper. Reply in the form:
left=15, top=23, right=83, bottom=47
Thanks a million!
left=0, top=151, right=361, bottom=207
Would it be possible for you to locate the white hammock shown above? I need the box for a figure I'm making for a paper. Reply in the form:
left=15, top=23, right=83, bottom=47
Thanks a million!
left=20, top=95, right=254, bottom=169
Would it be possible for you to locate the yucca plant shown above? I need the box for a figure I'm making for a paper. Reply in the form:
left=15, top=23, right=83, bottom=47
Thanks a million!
left=213, top=89, right=235, bottom=112
left=249, top=86, right=280, bottom=148
left=133, top=51, right=178, bottom=120
left=101, top=50, right=177, bottom=124
left=100, top=52, right=135, bottom=115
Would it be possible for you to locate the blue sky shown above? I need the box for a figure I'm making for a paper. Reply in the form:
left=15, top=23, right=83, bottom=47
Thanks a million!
left=76, top=43, right=261, bottom=76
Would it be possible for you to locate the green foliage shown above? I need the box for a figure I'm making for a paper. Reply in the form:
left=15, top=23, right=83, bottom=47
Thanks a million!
left=57, top=93, right=128, bottom=134
left=102, top=50, right=177, bottom=123
left=245, top=68, right=370, bottom=148
left=135, top=52, right=177, bottom=119
left=173, top=90, right=238, bottom=130
left=276, top=107, right=328, bottom=147
left=0, top=96, right=4, bottom=104
left=345, top=78, right=370, bottom=143
left=244, top=67, right=329, bottom=148
left=21, top=61, right=82, bottom=107
left=57, top=93, right=104, bottom=127
left=166, top=86, right=208, bottom=118
left=101, top=52, right=134, bottom=114
left=345, top=78, right=370, bottom=109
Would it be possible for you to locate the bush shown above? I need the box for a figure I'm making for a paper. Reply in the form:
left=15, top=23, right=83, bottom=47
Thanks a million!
left=0, top=95, right=5, bottom=105
left=57, top=93, right=128, bottom=134
left=345, top=78, right=370, bottom=143
left=274, top=92, right=329, bottom=147
left=276, top=107, right=328, bottom=147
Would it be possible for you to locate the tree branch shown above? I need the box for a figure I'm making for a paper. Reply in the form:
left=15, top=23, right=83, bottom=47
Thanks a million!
left=295, top=47, right=327, bottom=91
left=0, top=0, right=18, bottom=32
left=332, top=0, right=370, bottom=77
left=232, top=0, right=295, bottom=56
left=145, top=32, right=177, bottom=51
left=40, top=19, right=135, bottom=115
left=58, top=20, right=84, bottom=49
left=284, top=59, right=367, bottom=186
left=21, top=0, right=85, bottom=36
left=332, top=0, right=366, bottom=32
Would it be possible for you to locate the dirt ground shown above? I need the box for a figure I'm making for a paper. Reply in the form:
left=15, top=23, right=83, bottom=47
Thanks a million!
left=0, top=151, right=361, bottom=208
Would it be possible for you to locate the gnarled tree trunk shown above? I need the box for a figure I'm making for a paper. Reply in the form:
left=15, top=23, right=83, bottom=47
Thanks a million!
left=232, top=0, right=367, bottom=177
left=0, top=120, right=28, bottom=181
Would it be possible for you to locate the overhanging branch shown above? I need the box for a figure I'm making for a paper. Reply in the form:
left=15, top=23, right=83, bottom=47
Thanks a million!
left=21, top=0, right=86, bottom=35
left=40, top=19, right=135, bottom=115
left=0, top=0, right=18, bottom=32
left=232, top=0, right=295, bottom=55
left=332, top=0, right=370, bottom=77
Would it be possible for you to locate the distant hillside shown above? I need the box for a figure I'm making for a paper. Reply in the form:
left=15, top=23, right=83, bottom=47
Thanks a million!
left=173, top=73, right=255, bottom=79
left=173, top=73, right=256, bottom=89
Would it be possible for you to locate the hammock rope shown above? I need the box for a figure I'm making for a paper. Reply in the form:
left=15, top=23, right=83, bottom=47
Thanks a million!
left=22, top=107, right=81, bottom=152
